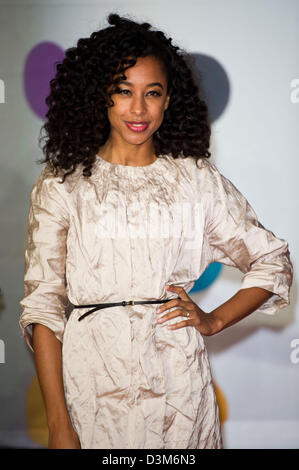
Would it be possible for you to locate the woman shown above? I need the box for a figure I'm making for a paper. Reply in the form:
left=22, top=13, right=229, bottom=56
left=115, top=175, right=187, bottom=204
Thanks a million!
left=19, top=13, right=293, bottom=449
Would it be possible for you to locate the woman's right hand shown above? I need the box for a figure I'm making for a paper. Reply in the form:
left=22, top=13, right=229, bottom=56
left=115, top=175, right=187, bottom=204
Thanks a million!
left=48, top=422, right=81, bottom=449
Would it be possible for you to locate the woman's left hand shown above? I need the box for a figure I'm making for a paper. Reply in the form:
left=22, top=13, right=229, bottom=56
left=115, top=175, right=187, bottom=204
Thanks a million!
left=156, top=284, right=222, bottom=336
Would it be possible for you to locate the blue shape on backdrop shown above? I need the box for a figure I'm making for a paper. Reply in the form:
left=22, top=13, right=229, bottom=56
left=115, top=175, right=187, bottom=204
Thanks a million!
left=190, top=262, right=223, bottom=293
left=190, top=53, right=230, bottom=123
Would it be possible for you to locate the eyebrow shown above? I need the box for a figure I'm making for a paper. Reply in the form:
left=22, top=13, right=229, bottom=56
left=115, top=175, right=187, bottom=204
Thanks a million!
left=118, top=80, right=164, bottom=89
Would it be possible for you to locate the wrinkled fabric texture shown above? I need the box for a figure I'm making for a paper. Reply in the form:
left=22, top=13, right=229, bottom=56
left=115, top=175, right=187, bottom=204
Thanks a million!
left=19, top=154, right=293, bottom=449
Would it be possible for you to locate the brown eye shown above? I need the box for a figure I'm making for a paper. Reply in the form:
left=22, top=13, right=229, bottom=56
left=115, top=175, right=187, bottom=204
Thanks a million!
left=148, top=91, right=162, bottom=96
left=118, top=89, right=130, bottom=95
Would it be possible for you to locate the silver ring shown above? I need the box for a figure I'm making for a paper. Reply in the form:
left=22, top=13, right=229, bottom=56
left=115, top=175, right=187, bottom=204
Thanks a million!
left=185, top=311, right=190, bottom=318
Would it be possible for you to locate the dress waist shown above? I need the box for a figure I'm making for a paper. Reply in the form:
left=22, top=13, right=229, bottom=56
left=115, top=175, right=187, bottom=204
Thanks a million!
left=73, top=299, right=172, bottom=321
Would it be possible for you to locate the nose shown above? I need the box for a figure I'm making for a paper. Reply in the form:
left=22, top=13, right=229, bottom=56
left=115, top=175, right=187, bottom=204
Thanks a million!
left=130, top=94, right=147, bottom=115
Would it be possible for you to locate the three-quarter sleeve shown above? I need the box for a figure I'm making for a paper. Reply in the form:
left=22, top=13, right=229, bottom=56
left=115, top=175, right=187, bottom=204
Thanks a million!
left=19, top=165, right=70, bottom=353
left=201, top=159, right=293, bottom=315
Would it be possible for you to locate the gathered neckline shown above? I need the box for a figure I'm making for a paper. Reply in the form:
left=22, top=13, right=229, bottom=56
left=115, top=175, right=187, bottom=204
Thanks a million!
left=95, top=153, right=165, bottom=172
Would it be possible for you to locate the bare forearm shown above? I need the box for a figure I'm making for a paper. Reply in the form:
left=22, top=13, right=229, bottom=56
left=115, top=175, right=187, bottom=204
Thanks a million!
left=211, top=287, right=274, bottom=333
left=32, top=324, right=71, bottom=430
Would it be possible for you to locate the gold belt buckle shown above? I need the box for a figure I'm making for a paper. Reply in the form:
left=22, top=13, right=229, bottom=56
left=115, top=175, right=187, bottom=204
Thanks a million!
left=121, top=300, right=135, bottom=306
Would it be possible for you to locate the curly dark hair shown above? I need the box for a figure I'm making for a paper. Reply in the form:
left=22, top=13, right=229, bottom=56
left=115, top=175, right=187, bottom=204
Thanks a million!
left=38, top=12, right=211, bottom=183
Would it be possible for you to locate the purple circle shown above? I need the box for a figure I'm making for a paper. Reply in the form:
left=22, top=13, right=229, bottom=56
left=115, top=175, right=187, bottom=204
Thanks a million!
left=24, top=41, right=65, bottom=120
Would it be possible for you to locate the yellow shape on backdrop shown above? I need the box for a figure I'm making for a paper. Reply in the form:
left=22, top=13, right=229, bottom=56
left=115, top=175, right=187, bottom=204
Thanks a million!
left=214, top=381, right=228, bottom=424
left=26, top=374, right=48, bottom=448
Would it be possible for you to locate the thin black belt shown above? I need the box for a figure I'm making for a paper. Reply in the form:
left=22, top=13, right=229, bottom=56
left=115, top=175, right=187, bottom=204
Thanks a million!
left=73, top=299, right=171, bottom=322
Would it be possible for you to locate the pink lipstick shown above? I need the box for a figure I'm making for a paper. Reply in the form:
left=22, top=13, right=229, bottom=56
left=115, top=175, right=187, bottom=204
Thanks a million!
left=126, top=121, right=149, bottom=132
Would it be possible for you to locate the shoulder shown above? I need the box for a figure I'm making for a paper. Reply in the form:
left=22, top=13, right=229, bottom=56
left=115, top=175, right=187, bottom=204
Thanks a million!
left=27, top=163, right=77, bottom=227
left=29, top=164, right=77, bottom=224
left=170, top=155, right=246, bottom=209
left=165, top=153, right=216, bottom=172
left=165, top=153, right=222, bottom=185
left=31, top=162, right=82, bottom=200
left=183, top=155, right=240, bottom=195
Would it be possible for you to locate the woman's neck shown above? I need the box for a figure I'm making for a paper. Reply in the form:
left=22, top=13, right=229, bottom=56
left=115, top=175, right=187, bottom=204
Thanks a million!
left=97, top=141, right=157, bottom=167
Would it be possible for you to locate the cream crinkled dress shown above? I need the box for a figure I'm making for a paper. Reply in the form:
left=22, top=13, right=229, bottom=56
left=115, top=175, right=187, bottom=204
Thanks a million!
left=19, top=154, right=293, bottom=449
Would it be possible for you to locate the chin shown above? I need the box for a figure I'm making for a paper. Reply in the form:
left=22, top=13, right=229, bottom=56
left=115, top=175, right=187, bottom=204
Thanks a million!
left=125, top=133, right=154, bottom=145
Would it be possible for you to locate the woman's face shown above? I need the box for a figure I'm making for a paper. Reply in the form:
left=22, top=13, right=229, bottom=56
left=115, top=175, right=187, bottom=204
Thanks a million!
left=106, top=55, right=170, bottom=147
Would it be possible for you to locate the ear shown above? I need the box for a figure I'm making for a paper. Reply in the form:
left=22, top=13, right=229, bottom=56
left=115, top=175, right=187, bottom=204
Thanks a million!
left=164, top=94, right=170, bottom=111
